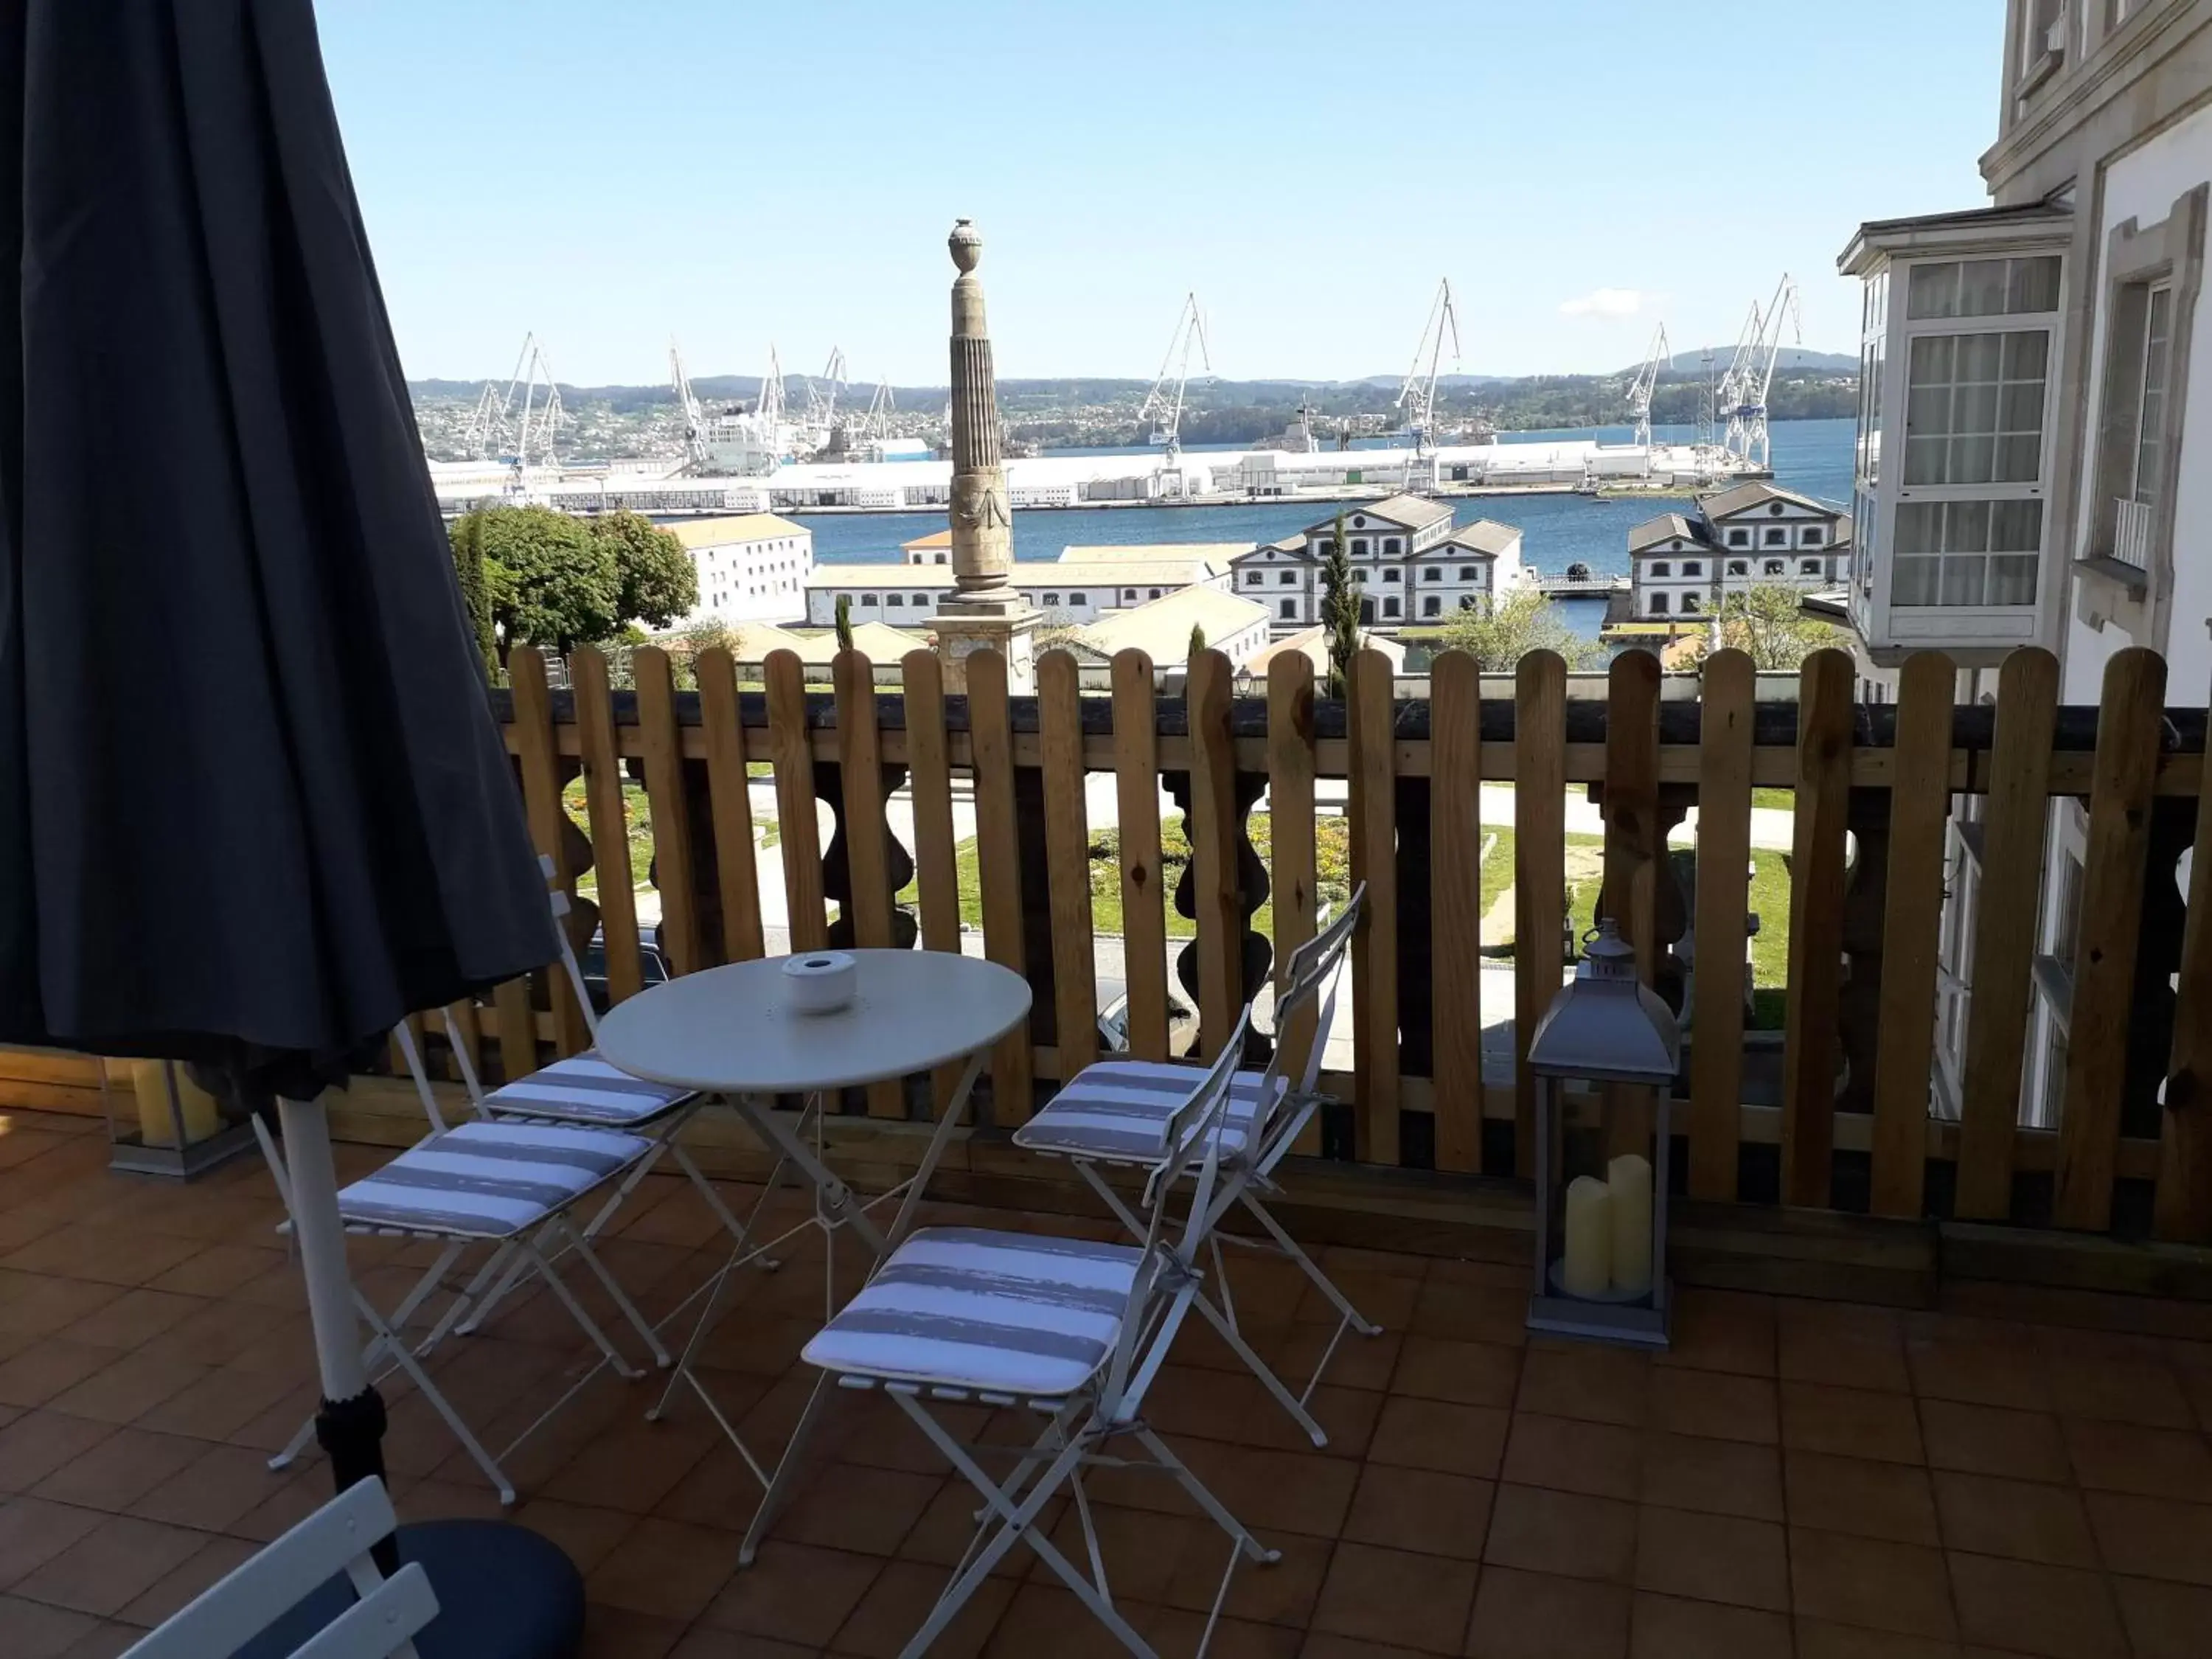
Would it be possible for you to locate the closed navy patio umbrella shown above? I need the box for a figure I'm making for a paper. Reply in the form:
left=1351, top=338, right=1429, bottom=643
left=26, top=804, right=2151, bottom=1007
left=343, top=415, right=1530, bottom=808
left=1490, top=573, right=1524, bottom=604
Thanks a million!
left=0, top=1, right=581, bottom=1649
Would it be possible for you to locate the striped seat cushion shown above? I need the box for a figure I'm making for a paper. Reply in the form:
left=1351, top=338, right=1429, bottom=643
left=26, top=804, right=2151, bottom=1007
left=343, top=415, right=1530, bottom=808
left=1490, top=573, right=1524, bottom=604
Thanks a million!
left=1011, top=1060, right=1282, bottom=1164
left=483, top=1050, right=694, bottom=1127
left=338, top=1122, right=651, bottom=1238
left=804, top=1227, right=1141, bottom=1398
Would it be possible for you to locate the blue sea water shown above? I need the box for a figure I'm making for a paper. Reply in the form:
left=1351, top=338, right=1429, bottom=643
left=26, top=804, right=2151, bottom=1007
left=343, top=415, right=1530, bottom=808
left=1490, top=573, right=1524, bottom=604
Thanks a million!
left=793, top=417, right=1855, bottom=640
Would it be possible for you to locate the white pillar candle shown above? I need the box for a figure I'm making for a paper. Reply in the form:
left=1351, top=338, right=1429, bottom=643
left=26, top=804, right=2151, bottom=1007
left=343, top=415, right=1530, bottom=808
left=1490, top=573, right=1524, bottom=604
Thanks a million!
left=1608, top=1152, right=1654, bottom=1297
left=1562, top=1175, right=1613, bottom=1298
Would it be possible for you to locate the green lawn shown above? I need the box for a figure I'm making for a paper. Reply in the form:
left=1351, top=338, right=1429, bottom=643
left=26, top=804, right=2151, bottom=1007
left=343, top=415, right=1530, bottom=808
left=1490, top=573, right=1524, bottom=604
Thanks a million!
left=559, top=777, right=653, bottom=896
left=1751, top=787, right=1795, bottom=811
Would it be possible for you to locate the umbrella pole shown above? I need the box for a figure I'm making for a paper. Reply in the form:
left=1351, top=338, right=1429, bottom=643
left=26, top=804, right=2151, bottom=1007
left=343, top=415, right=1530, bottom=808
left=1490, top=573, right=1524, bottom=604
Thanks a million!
left=277, top=1096, right=397, bottom=1573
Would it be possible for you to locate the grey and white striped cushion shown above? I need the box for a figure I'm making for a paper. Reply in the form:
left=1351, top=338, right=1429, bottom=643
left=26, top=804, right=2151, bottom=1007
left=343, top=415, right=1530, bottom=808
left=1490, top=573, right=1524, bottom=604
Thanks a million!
left=1012, top=1060, right=1281, bottom=1164
left=804, top=1227, right=1141, bottom=1397
left=338, top=1122, right=651, bottom=1238
left=483, top=1050, right=693, bottom=1127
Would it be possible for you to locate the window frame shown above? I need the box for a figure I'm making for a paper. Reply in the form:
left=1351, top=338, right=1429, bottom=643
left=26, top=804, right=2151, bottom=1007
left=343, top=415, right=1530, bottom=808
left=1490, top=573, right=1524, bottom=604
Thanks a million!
left=2082, top=184, right=2206, bottom=644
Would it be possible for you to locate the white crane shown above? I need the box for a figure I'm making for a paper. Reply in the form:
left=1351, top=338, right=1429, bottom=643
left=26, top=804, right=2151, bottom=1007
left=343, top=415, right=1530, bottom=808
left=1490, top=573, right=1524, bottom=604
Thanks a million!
left=1723, top=274, right=1803, bottom=470
left=464, top=332, right=566, bottom=468
left=861, top=378, right=896, bottom=442
left=1396, top=278, right=1463, bottom=456
left=802, top=347, right=849, bottom=451
left=669, top=338, right=707, bottom=466
left=1137, top=293, right=1211, bottom=461
left=1625, top=322, right=1672, bottom=452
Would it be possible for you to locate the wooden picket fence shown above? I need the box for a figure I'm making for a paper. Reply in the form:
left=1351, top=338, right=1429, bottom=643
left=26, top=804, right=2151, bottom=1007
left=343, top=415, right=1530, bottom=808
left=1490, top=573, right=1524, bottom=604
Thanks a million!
left=487, top=639, right=2212, bottom=1250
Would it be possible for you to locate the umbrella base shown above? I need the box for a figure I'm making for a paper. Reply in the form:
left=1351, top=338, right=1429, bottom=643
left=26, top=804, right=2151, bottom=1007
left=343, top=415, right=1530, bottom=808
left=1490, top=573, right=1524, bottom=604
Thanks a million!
left=229, top=1517, right=583, bottom=1659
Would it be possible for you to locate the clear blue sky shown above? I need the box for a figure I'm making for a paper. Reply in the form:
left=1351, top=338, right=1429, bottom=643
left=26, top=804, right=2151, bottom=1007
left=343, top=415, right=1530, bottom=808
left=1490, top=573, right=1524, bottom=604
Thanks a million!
left=317, top=0, right=2005, bottom=388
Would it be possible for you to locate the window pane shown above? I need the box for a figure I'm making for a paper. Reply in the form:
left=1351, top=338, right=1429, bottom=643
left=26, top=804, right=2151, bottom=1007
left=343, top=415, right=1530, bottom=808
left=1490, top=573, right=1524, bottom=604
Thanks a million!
left=1955, top=434, right=1997, bottom=484
left=1940, top=556, right=1987, bottom=606
left=1997, top=434, right=2041, bottom=481
left=1910, top=334, right=1955, bottom=383
left=1987, top=555, right=2039, bottom=605
left=1989, top=499, right=2042, bottom=550
left=1959, top=260, right=2009, bottom=316
left=1896, top=502, right=1942, bottom=554
left=1908, top=262, right=1961, bottom=319
left=1894, top=557, right=1941, bottom=603
left=2008, top=256, right=2061, bottom=313
left=2003, top=330, right=2048, bottom=379
left=2000, top=381, right=2045, bottom=429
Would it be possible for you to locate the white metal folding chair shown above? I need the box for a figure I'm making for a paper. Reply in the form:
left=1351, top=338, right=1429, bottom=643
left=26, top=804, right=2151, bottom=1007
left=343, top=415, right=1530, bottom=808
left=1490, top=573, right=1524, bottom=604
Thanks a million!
left=124, top=1477, right=434, bottom=1659
left=255, top=1023, right=670, bottom=1505
left=1012, top=886, right=1378, bottom=1446
left=434, top=860, right=785, bottom=1340
left=751, top=1010, right=1274, bottom=1659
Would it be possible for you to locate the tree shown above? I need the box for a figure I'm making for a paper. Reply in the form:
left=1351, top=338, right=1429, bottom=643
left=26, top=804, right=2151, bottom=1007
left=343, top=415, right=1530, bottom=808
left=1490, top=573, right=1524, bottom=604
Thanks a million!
left=456, top=505, right=701, bottom=658
left=1188, top=622, right=1207, bottom=659
left=1433, top=585, right=1607, bottom=670
left=451, top=509, right=496, bottom=680
left=589, top=509, right=698, bottom=633
left=1702, top=582, right=1843, bottom=670
left=465, top=505, right=618, bottom=656
left=834, top=593, right=855, bottom=653
left=1319, top=510, right=1360, bottom=697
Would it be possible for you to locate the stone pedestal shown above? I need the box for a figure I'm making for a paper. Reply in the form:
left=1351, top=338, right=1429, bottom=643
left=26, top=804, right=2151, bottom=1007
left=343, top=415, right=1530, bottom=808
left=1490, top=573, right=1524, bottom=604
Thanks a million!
left=934, top=605, right=1038, bottom=694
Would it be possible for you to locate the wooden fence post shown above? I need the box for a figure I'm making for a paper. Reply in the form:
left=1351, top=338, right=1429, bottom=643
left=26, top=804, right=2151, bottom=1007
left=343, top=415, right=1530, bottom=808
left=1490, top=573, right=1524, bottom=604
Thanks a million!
left=633, top=647, right=702, bottom=981
left=1954, top=647, right=2059, bottom=1220
left=1111, top=651, right=1171, bottom=1062
left=1038, top=650, right=1099, bottom=1082
left=900, top=650, right=965, bottom=1117
left=1513, top=650, right=1567, bottom=1178
left=571, top=645, right=643, bottom=1006
left=1868, top=651, right=1956, bottom=1218
left=1268, top=653, right=1321, bottom=1150
left=2055, top=647, right=2167, bottom=1231
left=832, top=650, right=906, bottom=1119
left=695, top=646, right=765, bottom=964
left=1349, top=647, right=1399, bottom=1166
left=968, top=650, right=1034, bottom=1120
left=1430, top=650, right=1484, bottom=1174
left=507, top=647, right=589, bottom=1055
left=1688, top=649, right=1753, bottom=1203
left=1781, top=648, right=1854, bottom=1208
left=765, top=649, right=827, bottom=953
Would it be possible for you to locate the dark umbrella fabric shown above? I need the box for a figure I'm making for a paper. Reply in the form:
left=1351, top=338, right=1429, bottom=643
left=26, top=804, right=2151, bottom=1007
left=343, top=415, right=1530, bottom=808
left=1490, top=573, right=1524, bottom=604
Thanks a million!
left=0, top=0, right=554, bottom=1100
left=0, top=7, right=581, bottom=1649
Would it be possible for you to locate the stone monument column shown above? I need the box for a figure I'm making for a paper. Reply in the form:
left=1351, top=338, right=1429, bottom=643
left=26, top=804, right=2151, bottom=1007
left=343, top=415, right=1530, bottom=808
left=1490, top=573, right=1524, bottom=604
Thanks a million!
left=931, top=218, right=1038, bottom=693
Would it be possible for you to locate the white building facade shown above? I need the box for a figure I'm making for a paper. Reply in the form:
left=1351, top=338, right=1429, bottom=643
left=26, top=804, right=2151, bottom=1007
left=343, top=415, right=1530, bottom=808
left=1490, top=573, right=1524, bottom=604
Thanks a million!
left=803, top=549, right=1236, bottom=628
left=1627, top=485, right=1851, bottom=622
left=1840, top=0, right=2212, bottom=1133
left=1225, top=496, right=1522, bottom=630
left=672, top=512, right=813, bottom=627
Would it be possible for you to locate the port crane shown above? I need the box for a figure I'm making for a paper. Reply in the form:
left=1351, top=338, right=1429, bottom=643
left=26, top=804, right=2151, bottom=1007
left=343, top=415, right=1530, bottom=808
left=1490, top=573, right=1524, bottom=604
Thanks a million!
left=1722, top=274, right=1803, bottom=470
left=1624, top=323, right=1672, bottom=451
left=1138, top=292, right=1212, bottom=461
left=802, top=347, right=849, bottom=450
left=860, top=378, right=896, bottom=443
left=465, top=332, right=566, bottom=470
left=669, top=339, right=707, bottom=465
left=1397, top=278, right=1463, bottom=455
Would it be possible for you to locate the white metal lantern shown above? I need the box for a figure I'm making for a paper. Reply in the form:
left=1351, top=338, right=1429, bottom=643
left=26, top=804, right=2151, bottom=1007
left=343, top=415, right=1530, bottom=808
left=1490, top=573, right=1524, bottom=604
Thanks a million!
left=1527, top=919, right=1682, bottom=1348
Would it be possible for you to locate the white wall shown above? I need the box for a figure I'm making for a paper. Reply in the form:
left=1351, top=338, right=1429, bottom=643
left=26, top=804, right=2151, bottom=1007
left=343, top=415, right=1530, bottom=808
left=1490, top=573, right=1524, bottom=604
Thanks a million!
left=2061, top=102, right=2212, bottom=704
left=686, top=532, right=813, bottom=627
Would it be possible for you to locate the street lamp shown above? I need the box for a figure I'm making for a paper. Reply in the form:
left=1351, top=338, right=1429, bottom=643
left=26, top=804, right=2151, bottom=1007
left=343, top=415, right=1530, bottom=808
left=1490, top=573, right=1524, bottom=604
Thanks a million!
left=1526, top=919, right=1681, bottom=1349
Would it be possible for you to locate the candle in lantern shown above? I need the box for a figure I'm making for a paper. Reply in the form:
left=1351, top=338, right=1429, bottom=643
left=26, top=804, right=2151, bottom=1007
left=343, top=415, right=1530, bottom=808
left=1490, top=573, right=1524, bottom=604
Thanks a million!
left=1562, top=1175, right=1613, bottom=1298
left=133, top=1060, right=221, bottom=1149
left=1608, top=1152, right=1654, bottom=1297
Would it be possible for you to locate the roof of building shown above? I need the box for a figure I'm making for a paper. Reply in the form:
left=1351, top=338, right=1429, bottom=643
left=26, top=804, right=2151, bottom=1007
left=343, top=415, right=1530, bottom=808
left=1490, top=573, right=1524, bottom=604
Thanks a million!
left=1697, top=481, right=1842, bottom=522
left=807, top=557, right=1225, bottom=592
left=1429, top=519, right=1520, bottom=557
left=1069, top=585, right=1271, bottom=663
left=900, top=528, right=953, bottom=552
left=1628, top=512, right=1710, bottom=555
left=1305, top=493, right=1453, bottom=535
left=667, top=512, right=810, bottom=549
left=1840, top=200, right=2073, bottom=275
left=718, top=621, right=814, bottom=661
left=1245, top=627, right=1407, bottom=677
left=782, top=622, right=929, bottom=663
left=1056, top=543, right=1251, bottom=570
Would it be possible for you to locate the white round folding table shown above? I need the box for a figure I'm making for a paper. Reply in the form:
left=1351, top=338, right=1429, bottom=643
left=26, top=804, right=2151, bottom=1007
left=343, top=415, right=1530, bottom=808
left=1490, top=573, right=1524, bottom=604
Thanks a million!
left=594, top=948, right=1030, bottom=1489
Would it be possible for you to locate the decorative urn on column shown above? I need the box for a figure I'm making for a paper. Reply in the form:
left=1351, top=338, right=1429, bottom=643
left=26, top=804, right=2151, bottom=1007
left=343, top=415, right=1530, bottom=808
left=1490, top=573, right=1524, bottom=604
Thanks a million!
left=930, top=218, right=1038, bottom=692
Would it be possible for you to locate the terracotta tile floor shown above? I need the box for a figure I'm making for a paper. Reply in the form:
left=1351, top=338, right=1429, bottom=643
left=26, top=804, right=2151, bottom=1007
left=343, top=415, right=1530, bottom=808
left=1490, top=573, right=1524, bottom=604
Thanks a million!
left=3, top=1107, right=2212, bottom=1658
